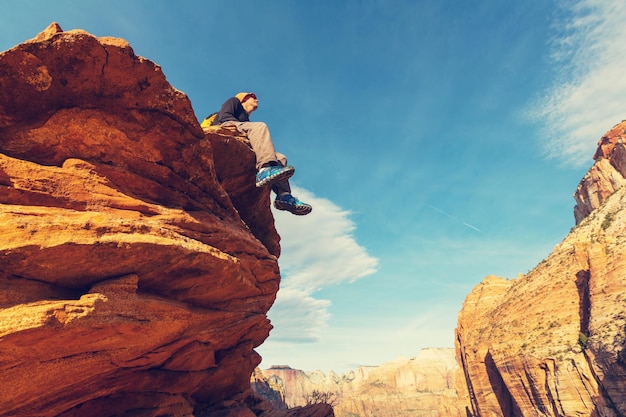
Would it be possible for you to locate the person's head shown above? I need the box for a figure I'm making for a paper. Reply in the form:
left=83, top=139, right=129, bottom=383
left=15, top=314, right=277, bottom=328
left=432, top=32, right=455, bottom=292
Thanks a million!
left=236, top=92, right=258, bottom=114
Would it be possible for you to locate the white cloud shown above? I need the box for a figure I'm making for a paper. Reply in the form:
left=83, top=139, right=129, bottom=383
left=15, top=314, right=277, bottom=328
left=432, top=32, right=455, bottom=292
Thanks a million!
left=265, top=186, right=378, bottom=343
left=264, top=288, right=331, bottom=343
left=532, top=0, right=626, bottom=166
left=273, top=186, right=378, bottom=292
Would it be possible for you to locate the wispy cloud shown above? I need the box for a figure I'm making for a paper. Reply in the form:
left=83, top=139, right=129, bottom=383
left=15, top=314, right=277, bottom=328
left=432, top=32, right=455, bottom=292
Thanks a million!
left=530, top=0, right=626, bottom=166
left=273, top=186, right=378, bottom=292
left=266, top=186, right=379, bottom=343
left=264, top=288, right=331, bottom=343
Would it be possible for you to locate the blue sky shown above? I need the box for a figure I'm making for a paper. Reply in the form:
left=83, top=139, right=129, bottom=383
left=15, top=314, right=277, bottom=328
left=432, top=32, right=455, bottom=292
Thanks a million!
left=2, top=0, right=625, bottom=373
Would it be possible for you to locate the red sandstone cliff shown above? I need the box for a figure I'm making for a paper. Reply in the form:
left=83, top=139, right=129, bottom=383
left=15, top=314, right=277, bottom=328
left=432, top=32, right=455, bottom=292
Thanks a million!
left=456, top=121, right=626, bottom=416
left=0, top=23, right=332, bottom=417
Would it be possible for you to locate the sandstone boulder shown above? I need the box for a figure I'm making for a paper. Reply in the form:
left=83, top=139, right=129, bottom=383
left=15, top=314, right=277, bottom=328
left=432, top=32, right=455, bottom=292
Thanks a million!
left=0, top=23, right=331, bottom=417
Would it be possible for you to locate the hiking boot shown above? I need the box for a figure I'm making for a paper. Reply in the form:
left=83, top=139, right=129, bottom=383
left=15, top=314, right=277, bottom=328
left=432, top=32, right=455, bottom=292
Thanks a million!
left=256, top=165, right=295, bottom=188
left=274, top=194, right=312, bottom=215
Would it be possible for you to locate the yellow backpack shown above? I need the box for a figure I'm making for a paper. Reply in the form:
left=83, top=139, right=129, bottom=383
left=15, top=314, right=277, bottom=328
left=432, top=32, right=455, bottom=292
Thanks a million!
left=200, top=112, right=218, bottom=128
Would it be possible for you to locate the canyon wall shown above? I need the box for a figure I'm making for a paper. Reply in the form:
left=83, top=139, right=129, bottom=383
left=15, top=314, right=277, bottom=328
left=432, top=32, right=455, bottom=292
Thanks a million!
left=256, top=348, right=469, bottom=417
left=455, top=121, right=626, bottom=416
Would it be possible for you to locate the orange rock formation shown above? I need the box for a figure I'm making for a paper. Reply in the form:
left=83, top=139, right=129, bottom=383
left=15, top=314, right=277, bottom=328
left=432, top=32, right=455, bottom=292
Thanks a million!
left=456, top=121, right=626, bottom=416
left=0, top=23, right=332, bottom=417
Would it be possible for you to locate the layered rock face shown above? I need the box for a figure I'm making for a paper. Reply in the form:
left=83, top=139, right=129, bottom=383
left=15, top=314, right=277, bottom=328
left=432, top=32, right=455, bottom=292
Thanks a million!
left=0, top=23, right=331, bottom=417
left=256, top=348, right=469, bottom=417
left=574, top=121, right=626, bottom=224
left=456, top=122, right=626, bottom=416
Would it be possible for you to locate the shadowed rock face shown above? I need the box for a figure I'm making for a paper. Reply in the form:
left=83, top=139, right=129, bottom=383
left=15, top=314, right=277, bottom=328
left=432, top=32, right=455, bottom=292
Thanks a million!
left=456, top=122, right=626, bottom=417
left=0, top=23, right=332, bottom=417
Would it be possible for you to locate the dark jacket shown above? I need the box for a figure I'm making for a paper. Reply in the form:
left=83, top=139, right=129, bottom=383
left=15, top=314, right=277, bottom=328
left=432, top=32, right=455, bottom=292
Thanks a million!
left=212, top=97, right=249, bottom=125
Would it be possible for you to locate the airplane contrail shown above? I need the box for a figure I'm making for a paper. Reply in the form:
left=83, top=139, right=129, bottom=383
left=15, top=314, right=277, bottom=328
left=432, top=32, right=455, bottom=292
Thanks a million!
left=425, top=204, right=481, bottom=232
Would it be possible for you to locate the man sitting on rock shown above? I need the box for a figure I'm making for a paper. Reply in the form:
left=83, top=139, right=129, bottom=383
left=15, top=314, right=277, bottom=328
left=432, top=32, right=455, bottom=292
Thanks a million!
left=210, top=92, right=312, bottom=216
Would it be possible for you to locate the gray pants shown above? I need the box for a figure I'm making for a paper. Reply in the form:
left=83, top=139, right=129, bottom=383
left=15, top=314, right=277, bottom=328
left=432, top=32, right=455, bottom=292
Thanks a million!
left=223, top=121, right=291, bottom=195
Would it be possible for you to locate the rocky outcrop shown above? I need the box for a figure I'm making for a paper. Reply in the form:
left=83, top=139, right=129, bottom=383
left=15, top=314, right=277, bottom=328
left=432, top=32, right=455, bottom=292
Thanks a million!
left=0, top=23, right=331, bottom=417
left=251, top=368, right=289, bottom=411
left=574, top=121, right=626, bottom=224
left=456, top=123, right=626, bottom=416
left=256, top=349, right=469, bottom=417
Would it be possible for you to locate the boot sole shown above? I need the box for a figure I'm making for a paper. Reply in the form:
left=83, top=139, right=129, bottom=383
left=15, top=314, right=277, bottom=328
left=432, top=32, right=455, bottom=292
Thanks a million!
left=274, top=201, right=312, bottom=215
left=255, top=166, right=295, bottom=188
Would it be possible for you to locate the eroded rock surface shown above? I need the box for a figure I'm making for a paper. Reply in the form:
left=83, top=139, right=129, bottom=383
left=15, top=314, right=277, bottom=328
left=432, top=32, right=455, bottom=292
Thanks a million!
left=456, top=123, right=626, bottom=416
left=0, top=23, right=331, bottom=417
left=574, top=120, right=626, bottom=224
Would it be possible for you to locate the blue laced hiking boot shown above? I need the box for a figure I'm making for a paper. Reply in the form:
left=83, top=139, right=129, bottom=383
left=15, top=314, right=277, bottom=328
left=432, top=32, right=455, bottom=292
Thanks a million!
left=274, top=194, right=312, bottom=215
left=255, top=165, right=295, bottom=188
